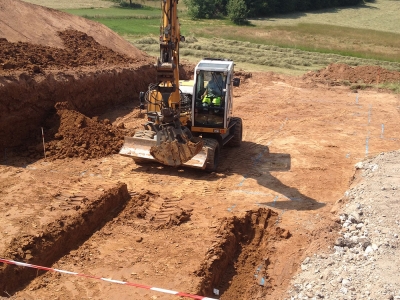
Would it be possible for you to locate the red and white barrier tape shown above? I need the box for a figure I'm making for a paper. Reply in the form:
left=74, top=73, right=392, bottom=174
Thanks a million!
left=0, top=258, right=218, bottom=300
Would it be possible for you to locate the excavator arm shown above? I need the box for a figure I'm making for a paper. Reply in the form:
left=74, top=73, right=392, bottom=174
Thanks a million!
left=120, top=0, right=203, bottom=167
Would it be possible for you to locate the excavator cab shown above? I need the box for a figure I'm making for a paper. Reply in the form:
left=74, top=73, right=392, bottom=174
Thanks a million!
left=191, top=59, right=239, bottom=135
left=194, top=71, right=226, bottom=127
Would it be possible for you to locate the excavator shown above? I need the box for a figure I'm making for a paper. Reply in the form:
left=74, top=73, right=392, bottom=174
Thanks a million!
left=119, top=0, right=242, bottom=171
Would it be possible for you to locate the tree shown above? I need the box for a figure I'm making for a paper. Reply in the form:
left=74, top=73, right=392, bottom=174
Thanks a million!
left=227, top=0, right=248, bottom=24
left=183, top=0, right=218, bottom=19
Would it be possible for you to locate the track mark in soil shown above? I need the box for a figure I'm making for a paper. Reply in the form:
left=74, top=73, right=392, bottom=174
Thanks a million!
left=195, top=208, right=294, bottom=299
left=113, top=191, right=192, bottom=229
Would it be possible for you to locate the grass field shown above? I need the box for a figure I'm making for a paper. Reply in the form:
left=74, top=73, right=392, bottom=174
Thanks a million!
left=251, top=1, right=400, bottom=34
left=23, top=0, right=400, bottom=78
left=23, top=0, right=116, bottom=9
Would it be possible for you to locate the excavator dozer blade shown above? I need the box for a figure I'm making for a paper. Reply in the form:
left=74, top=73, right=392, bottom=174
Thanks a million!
left=150, top=137, right=204, bottom=167
left=119, top=136, right=208, bottom=169
left=119, top=136, right=157, bottom=160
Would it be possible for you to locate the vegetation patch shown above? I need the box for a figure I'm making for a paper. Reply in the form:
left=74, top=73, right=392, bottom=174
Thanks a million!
left=133, top=37, right=400, bottom=72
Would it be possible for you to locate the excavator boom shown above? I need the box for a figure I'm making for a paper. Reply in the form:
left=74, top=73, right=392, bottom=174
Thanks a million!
left=119, top=0, right=203, bottom=167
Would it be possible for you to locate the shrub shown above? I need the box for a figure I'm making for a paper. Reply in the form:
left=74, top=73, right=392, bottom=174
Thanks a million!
left=227, top=0, right=248, bottom=25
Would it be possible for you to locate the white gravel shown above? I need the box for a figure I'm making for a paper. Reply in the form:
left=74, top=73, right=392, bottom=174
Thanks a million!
left=286, top=150, right=400, bottom=300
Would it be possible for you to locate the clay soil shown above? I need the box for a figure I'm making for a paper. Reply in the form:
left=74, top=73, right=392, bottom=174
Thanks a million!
left=1, top=1, right=400, bottom=300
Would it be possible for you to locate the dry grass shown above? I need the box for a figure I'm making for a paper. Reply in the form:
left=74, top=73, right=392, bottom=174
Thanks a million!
left=132, top=36, right=400, bottom=73
left=251, top=0, right=400, bottom=34
left=22, top=0, right=116, bottom=9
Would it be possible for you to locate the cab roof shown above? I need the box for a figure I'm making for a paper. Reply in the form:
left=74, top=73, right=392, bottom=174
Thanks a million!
left=195, top=58, right=234, bottom=73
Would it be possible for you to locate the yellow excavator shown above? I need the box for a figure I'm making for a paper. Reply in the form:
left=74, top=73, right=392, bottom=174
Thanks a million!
left=119, top=0, right=242, bottom=171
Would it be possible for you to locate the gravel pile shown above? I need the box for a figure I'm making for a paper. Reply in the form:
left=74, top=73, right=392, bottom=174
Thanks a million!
left=286, top=150, right=400, bottom=300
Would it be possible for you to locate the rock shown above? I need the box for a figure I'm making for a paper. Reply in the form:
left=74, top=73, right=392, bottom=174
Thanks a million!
left=364, top=245, right=374, bottom=255
left=355, top=162, right=363, bottom=169
left=358, top=237, right=371, bottom=249
left=303, top=257, right=311, bottom=265
left=301, top=264, right=308, bottom=271
left=356, top=223, right=364, bottom=229
left=335, top=237, right=344, bottom=246
left=342, top=278, right=351, bottom=287
left=306, top=292, right=313, bottom=298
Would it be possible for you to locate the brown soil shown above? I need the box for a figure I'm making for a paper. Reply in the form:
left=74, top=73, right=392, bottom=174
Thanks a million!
left=1, top=1, right=400, bottom=300
left=304, top=63, right=400, bottom=84
left=41, top=106, right=128, bottom=160
left=0, top=29, right=134, bottom=73
left=0, top=0, right=147, bottom=59
left=1, top=70, right=398, bottom=299
left=0, top=183, right=130, bottom=294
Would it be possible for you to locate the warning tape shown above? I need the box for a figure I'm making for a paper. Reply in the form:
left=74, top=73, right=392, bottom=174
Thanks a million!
left=0, top=258, right=218, bottom=300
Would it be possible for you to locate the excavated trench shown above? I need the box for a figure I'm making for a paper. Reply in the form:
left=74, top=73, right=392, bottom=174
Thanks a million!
left=197, top=208, right=291, bottom=299
left=0, top=63, right=194, bottom=160
left=0, top=66, right=155, bottom=152
left=1, top=188, right=292, bottom=299
left=0, top=183, right=131, bottom=295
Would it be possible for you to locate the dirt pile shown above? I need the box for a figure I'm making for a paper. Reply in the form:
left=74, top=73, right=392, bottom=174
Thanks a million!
left=304, top=63, right=400, bottom=84
left=42, top=105, right=129, bottom=160
left=0, top=30, right=135, bottom=73
left=0, top=0, right=147, bottom=60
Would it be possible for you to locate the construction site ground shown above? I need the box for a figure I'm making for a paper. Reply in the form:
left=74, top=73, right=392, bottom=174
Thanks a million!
left=1, top=1, right=400, bottom=299
left=1, top=71, right=399, bottom=299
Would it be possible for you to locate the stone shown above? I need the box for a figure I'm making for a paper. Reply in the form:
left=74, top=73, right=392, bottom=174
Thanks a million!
left=342, top=279, right=351, bottom=287
left=335, top=238, right=344, bottom=246
left=355, top=162, right=363, bottom=169
left=365, top=246, right=374, bottom=255
left=356, top=223, right=364, bottom=229
left=303, top=257, right=311, bottom=265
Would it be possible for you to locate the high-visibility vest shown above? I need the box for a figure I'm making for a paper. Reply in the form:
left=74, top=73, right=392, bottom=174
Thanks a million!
left=202, top=96, right=221, bottom=106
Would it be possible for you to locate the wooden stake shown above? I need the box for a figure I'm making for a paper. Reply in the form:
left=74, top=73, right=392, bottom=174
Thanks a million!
left=41, top=127, right=46, bottom=159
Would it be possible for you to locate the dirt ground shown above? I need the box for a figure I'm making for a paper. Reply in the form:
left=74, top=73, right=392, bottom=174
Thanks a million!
left=1, top=71, right=399, bottom=299
left=1, top=1, right=400, bottom=300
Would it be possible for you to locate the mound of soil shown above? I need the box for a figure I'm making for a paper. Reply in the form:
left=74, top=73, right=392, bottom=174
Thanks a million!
left=42, top=106, right=127, bottom=160
left=0, top=0, right=147, bottom=60
left=0, top=29, right=135, bottom=73
left=304, top=63, right=400, bottom=84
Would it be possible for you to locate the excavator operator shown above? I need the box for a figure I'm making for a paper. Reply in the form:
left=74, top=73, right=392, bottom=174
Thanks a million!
left=202, top=72, right=225, bottom=109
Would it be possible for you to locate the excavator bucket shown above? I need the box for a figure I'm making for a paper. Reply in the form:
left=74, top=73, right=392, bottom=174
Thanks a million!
left=150, top=136, right=203, bottom=167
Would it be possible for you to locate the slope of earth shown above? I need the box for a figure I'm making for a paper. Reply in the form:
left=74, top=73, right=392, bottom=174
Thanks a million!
left=0, top=0, right=146, bottom=58
left=0, top=30, right=135, bottom=73
left=22, top=0, right=115, bottom=9
left=0, top=67, right=399, bottom=299
left=0, top=0, right=159, bottom=152
left=304, top=63, right=400, bottom=84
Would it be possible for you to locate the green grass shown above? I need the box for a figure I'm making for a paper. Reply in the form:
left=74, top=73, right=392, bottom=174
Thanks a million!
left=24, top=0, right=400, bottom=73
left=95, top=18, right=160, bottom=35
left=131, top=36, right=400, bottom=73
left=62, top=7, right=160, bottom=18
left=251, top=0, right=400, bottom=34
left=377, top=82, right=400, bottom=93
